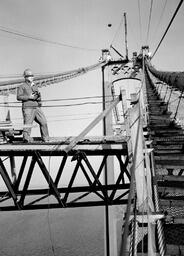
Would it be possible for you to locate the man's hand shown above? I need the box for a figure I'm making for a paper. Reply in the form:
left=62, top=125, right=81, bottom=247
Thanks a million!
left=29, top=92, right=38, bottom=100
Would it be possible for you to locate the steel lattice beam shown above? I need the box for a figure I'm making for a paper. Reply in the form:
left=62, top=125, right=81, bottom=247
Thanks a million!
left=0, top=139, right=130, bottom=211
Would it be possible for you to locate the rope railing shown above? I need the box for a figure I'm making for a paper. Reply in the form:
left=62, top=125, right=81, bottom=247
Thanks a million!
left=146, top=64, right=184, bottom=122
left=145, top=64, right=167, bottom=256
left=150, top=150, right=166, bottom=256
left=0, top=61, right=106, bottom=95
left=120, top=63, right=168, bottom=255
left=120, top=101, right=142, bottom=256
left=146, top=61, right=184, bottom=92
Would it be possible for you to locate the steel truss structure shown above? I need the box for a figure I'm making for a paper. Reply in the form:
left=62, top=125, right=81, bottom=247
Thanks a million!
left=0, top=138, right=130, bottom=211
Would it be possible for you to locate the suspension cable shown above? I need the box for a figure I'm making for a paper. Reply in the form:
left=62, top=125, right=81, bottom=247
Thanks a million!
left=110, top=17, right=124, bottom=46
left=0, top=25, right=99, bottom=52
left=174, top=90, right=183, bottom=120
left=153, top=0, right=168, bottom=38
left=137, top=0, right=142, bottom=46
left=146, top=0, right=153, bottom=44
left=0, top=61, right=106, bottom=93
left=0, top=95, right=116, bottom=105
left=158, top=83, right=164, bottom=95
left=152, top=0, right=184, bottom=59
left=167, top=87, right=173, bottom=105
left=0, top=101, right=106, bottom=109
left=163, top=84, right=169, bottom=101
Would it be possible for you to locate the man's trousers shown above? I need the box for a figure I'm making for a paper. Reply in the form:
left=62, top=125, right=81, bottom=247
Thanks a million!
left=22, top=107, right=49, bottom=142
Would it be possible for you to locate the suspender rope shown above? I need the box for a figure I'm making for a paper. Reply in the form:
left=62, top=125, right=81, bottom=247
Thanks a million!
left=132, top=195, right=138, bottom=256
left=173, top=90, right=183, bottom=120
left=163, top=84, right=169, bottom=101
left=167, top=87, right=173, bottom=105
left=158, top=83, right=164, bottom=95
left=129, top=195, right=138, bottom=256
left=150, top=142, right=166, bottom=256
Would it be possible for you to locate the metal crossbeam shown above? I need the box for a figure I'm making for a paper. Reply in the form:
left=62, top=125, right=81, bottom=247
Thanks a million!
left=0, top=142, right=130, bottom=211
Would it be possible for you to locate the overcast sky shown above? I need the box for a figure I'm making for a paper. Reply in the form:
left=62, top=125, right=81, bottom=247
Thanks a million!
left=1, top=4, right=184, bottom=253
left=0, top=0, right=183, bottom=137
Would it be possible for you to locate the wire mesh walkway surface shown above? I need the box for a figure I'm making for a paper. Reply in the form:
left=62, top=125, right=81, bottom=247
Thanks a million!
left=145, top=69, right=184, bottom=255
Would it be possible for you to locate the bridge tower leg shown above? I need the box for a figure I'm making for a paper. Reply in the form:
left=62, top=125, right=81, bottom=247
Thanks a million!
left=102, top=61, right=119, bottom=256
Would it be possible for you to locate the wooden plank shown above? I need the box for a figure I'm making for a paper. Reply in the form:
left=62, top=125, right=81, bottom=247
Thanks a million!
left=150, top=114, right=171, bottom=119
left=154, top=150, right=183, bottom=154
left=160, top=199, right=184, bottom=208
left=155, top=154, right=184, bottom=161
left=152, top=130, right=184, bottom=135
left=150, top=119, right=171, bottom=124
left=156, top=175, right=184, bottom=182
left=158, top=186, right=184, bottom=193
left=154, top=136, right=184, bottom=142
left=155, top=160, right=184, bottom=168
left=13, top=135, right=128, bottom=144
left=63, top=96, right=121, bottom=153
left=155, top=150, right=183, bottom=155
left=0, top=142, right=128, bottom=157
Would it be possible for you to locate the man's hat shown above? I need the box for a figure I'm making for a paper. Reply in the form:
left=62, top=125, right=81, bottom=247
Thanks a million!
left=23, top=69, right=34, bottom=77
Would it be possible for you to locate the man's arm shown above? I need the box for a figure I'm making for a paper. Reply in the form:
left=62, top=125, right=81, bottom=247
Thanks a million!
left=17, top=86, right=37, bottom=101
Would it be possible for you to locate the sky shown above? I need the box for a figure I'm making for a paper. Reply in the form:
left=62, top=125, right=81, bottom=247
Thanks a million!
left=0, top=0, right=184, bottom=138
left=0, top=1, right=184, bottom=252
left=0, top=0, right=184, bottom=254
left=1, top=2, right=184, bottom=255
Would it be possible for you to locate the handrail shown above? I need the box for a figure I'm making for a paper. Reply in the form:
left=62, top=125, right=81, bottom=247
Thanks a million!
left=53, top=95, right=121, bottom=153
left=146, top=61, right=184, bottom=92
left=120, top=103, right=141, bottom=256
left=0, top=61, right=106, bottom=94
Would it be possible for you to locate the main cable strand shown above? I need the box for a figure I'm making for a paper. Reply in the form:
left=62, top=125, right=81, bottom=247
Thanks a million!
left=137, top=0, right=142, bottom=47
left=153, top=0, right=168, bottom=40
left=0, top=95, right=115, bottom=105
left=110, top=17, right=124, bottom=46
left=146, top=0, right=154, bottom=44
left=0, top=100, right=112, bottom=109
left=152, top=0, right=184, bottom=59
left=0, top=25, right=99, bottom=52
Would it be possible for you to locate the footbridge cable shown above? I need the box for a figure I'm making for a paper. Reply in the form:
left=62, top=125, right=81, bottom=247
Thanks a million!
left=146, top=0, right=153, bottom=44
left=0, top=60, right=106, bottom=95
left=0, top=25, right=99, bottom=52
left=146, top=61, right=184, bottom=92
left=151, top=0, right=184, bottom=59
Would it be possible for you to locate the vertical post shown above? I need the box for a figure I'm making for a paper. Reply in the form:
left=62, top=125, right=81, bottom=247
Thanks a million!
left=124, top=13, right=128, bottom=60
left=150, top=151, right=166, bottom=256
left=141, top=48, right=149, bottom=127
left=102, top=64, right=110, bottom=256
left=1, top=94, right=10, bottom=122
left=102, top=52, right=118, bottom=256
left=174, top=90, right=183, bottom=120
left=10, top=156, right=16, bottom=184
